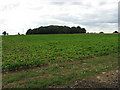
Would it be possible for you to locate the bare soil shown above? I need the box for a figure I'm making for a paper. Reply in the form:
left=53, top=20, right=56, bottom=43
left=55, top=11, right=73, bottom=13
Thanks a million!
left=66, top=68, right=119, bottom=88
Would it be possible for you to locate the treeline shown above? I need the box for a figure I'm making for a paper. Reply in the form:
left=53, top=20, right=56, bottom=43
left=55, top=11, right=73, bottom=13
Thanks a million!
left=26, top=25, right=86, bottom=35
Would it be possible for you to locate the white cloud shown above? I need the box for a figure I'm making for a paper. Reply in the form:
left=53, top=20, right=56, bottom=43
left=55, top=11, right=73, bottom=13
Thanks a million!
left=0, top=0, right=119, bottom=35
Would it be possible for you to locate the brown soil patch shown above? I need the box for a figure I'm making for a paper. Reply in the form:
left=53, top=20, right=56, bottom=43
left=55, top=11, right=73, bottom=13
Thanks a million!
left=0, top=40, right=3, bottom=43
left=66, top=68, right=119, bottom=88
left=57, top=56, right=62, bottom=59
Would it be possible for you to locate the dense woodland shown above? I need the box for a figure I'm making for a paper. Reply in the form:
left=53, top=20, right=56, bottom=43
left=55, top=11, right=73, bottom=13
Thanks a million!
left=26, top=25, right=86, bottom=35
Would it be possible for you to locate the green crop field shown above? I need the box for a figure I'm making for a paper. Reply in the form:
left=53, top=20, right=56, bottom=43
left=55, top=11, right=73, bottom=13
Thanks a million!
left=2, top=34, right=118, bottom=71
left=2, top=34, right=119, bottom=88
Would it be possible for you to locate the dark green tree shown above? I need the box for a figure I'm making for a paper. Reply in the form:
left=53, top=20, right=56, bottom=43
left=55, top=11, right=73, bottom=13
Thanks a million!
left=26, top=25, right=86, bottom=35
left=2, top=31, right=7, bottom=36
left=18, top=32, right=20, bottom=35
left=99, top=32, right=104, bottom=34
left=113, top=31, right=118, bottom=33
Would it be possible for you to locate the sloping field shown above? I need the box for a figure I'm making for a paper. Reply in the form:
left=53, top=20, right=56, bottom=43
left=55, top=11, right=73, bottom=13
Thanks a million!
left=3, top=53, right=118, bottom=88
left=2, top=34, right=119, bottom=88
left=2, top=34, right=118, bottom=71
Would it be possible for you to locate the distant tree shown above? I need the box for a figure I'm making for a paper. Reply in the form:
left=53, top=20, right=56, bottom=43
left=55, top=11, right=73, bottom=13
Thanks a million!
left=26, top=25, right=87, bottom=35
left=26, top=29, right=32, bottom=35
left=18, top=33, right=20, bottom=35
left=2, top=31, right=7, bottom=36
left=81, top=28, right=86, bottom=33
left=99, top=32, right=104, bottom=34
left=113, top=31, right=118, bottom=33
left=7, top=33, right=8, bottom=35
left=77, top=26, right=81, bottom=29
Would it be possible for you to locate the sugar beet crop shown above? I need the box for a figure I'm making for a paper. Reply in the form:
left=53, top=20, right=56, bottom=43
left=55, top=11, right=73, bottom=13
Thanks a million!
left=2, top=34, right=118, bottom=71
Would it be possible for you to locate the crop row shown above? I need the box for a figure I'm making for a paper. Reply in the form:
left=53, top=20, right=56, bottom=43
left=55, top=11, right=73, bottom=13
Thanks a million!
left=2, top=34, right=118, bottom=71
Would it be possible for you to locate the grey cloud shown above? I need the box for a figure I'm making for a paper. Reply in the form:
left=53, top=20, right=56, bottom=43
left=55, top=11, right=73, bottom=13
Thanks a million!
left=99, top=11, right=117, bottom=23
left=0, top=0, right=117, bottom=34
left=50, top=2, right=65, bottom=5
left=70, top=2, right=83, bottom=5
left=53, top=14, right=96, bottom=26
left=54, top=15, right=77, bottom=22
left=68, top=1, right=92, bottom=9
left=52, top=7, right=117, bottom=28
left=30, top=7, right=43, bottom=10
left=50, top=0, right=84, bottom=5
left=33, top=19, right=63, bottom=26
left=119, top=1, right=120, bottom=23
left=99, top=1, right=107, bottom=5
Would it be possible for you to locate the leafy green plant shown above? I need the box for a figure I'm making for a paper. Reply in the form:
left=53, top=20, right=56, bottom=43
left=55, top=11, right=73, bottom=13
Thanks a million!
left=2, top=34, right=118, bottom=71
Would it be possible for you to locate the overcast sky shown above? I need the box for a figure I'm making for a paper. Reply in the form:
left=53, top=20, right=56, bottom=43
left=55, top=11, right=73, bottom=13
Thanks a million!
left=0, top=0, right=119, bottom=35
